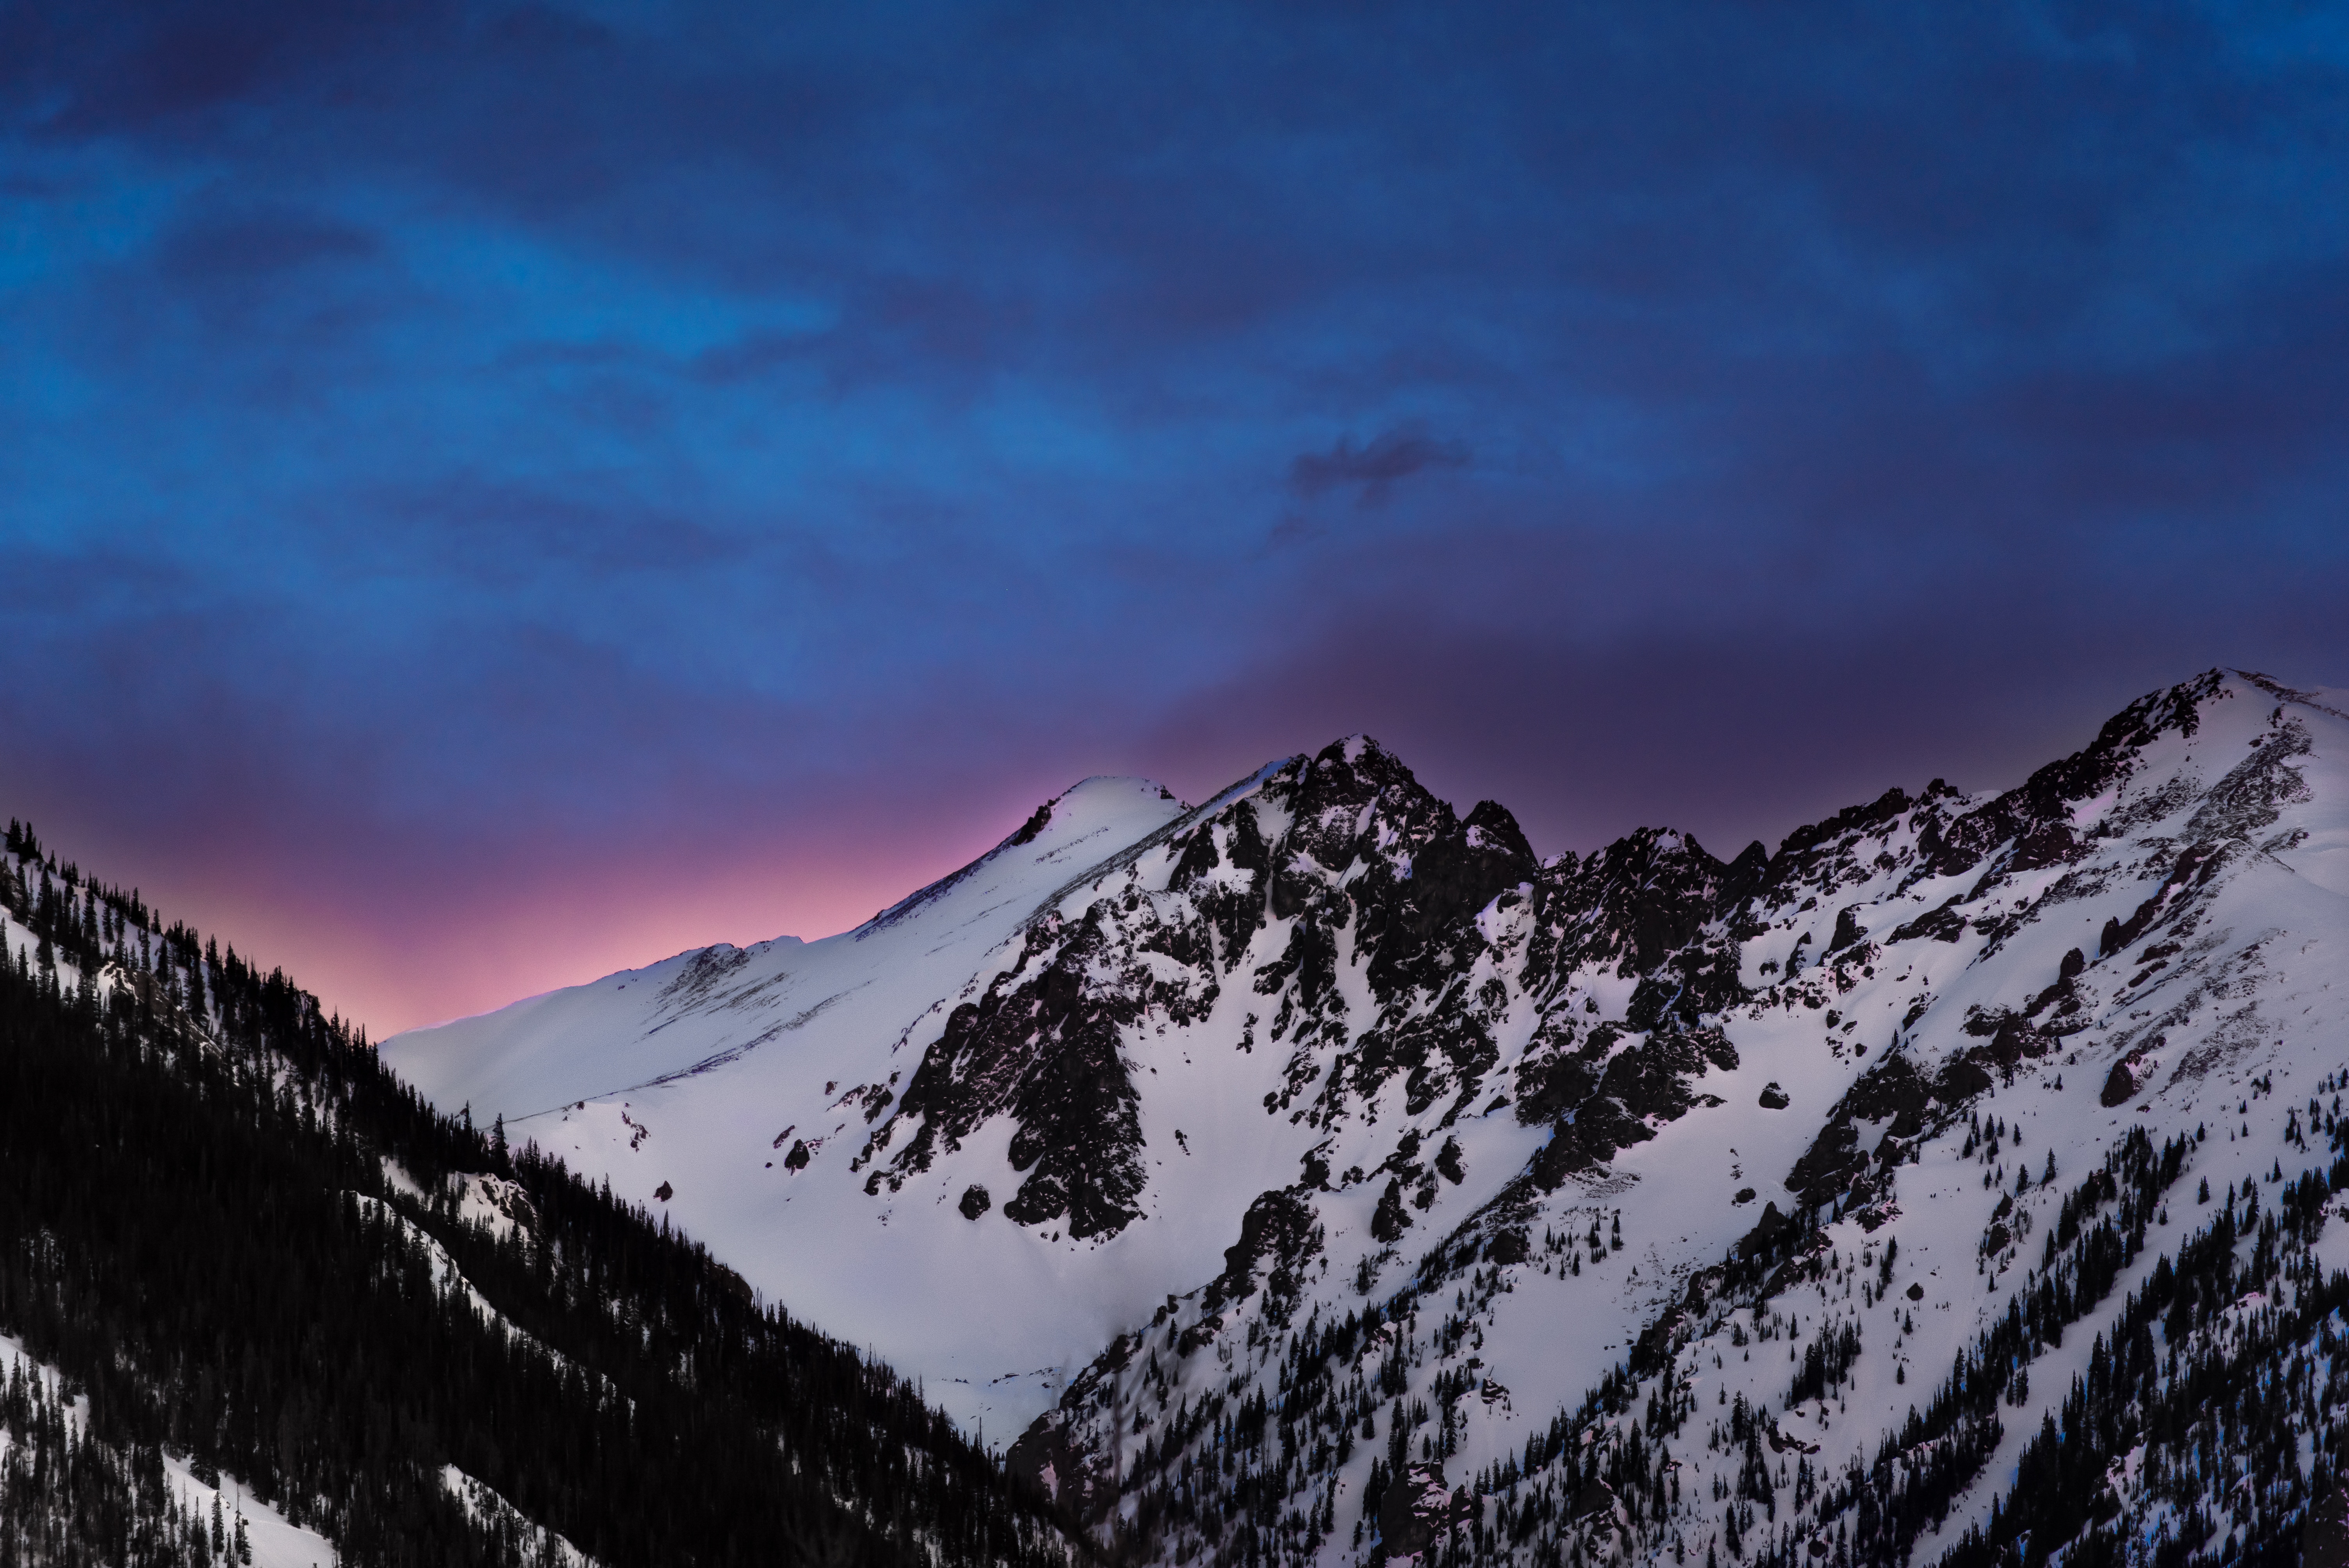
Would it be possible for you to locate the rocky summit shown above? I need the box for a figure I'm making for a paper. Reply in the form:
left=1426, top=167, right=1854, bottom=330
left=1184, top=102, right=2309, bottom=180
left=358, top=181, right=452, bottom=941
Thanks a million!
left=389, top=668, right=2349, bottom=1568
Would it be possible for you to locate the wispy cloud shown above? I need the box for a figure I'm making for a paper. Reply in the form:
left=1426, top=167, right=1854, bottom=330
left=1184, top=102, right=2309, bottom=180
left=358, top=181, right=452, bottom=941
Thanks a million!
left=1288, top=426, right=1469, bottom=507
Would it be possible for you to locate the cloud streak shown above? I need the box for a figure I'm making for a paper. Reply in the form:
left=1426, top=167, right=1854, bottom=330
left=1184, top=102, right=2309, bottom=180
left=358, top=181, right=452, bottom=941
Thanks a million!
left=1289, top=426, right=1470, bottom=507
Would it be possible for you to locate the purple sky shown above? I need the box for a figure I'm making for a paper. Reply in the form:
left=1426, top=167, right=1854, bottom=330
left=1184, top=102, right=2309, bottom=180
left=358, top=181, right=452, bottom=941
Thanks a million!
left=5, top=2, right=2347, bottom=1033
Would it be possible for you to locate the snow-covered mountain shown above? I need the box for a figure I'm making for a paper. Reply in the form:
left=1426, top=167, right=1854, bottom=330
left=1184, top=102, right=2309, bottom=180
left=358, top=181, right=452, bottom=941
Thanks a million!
left=387, top=668, right=2349, bottom=1568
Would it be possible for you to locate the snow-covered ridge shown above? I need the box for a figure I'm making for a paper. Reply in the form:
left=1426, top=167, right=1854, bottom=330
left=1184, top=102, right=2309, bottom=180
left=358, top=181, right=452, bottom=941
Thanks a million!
left=386, top=668, right=2349, bottom=1568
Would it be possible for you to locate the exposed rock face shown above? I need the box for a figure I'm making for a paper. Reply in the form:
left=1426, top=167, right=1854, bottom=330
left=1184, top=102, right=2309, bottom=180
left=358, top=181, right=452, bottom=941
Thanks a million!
left=882, top=900, right=1188, bottom=1237
left=876, top=738, right=1556, bottom=1240
left=977, top=672, right=2349, bottom=1568
left=1202, top=1190, right=1322, bottom=1318
left=872, top=736, right=1795, bottom=1257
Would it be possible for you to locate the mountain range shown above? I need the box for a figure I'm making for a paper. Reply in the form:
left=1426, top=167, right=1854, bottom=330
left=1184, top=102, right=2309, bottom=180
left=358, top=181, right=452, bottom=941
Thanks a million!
left=383, top=666, right=2349, bottom=1568
left=1, top=666, right=2343, bottom=1568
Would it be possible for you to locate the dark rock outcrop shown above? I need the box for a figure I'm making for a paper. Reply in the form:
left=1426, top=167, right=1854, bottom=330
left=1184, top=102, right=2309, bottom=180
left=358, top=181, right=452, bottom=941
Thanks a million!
left=1378, top=1461, right=1472, bottom=1558
left=1201, top=1190, right=1320, bottom=1318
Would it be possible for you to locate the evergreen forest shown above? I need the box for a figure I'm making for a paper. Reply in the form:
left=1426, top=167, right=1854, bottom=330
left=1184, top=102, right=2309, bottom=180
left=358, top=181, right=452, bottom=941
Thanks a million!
left=0, top=821, right=1070, bottom=1568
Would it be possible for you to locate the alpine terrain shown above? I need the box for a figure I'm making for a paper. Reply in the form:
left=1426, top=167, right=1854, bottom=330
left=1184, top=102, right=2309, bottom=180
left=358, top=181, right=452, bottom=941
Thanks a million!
left=0, top=825, right=1067, bottom=1566
left=381, top=665, right=2349, bottom=1568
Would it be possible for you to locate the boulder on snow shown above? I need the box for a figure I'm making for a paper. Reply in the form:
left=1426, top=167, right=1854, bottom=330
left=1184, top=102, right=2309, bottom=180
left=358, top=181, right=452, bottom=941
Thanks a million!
left=2105, top=1047, right=2151, bottom=1108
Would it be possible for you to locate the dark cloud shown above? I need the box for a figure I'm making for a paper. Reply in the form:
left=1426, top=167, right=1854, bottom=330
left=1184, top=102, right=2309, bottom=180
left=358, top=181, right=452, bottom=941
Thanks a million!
left=155, top=208, right=379, bottom=280
left=11, top=2, right=450, bottom=137
left=1288, top=427, right=1470, bottom=506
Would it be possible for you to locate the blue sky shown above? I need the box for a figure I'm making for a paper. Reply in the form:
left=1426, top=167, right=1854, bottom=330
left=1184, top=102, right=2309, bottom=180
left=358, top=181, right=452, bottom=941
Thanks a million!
left=5, top=1, right=2347, bottom=1029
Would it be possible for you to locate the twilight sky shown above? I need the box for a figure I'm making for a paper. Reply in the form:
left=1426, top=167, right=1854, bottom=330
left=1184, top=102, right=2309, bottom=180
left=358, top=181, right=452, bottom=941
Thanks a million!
left=5, top=2, right=2347, bottom=1035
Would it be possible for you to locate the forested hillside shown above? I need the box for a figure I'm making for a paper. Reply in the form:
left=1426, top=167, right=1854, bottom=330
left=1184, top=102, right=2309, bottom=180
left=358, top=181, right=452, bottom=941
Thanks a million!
left=0, top=821, right=1067, bottom=1568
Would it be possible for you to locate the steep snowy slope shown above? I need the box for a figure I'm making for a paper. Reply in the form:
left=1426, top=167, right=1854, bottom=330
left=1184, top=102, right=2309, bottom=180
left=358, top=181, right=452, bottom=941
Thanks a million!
left=389, top=770, right=1289, bottom=1429
left=389, top=670, right=2349, bottom=1568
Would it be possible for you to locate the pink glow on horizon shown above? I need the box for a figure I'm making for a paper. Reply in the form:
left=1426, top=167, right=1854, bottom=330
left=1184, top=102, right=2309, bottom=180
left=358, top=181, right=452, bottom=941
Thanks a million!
left=205, top=859, right=914, bottom=1039
left=34, top=797, right=1074, bottom=1041
left=15, top=666, right=2090, bottom=1042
